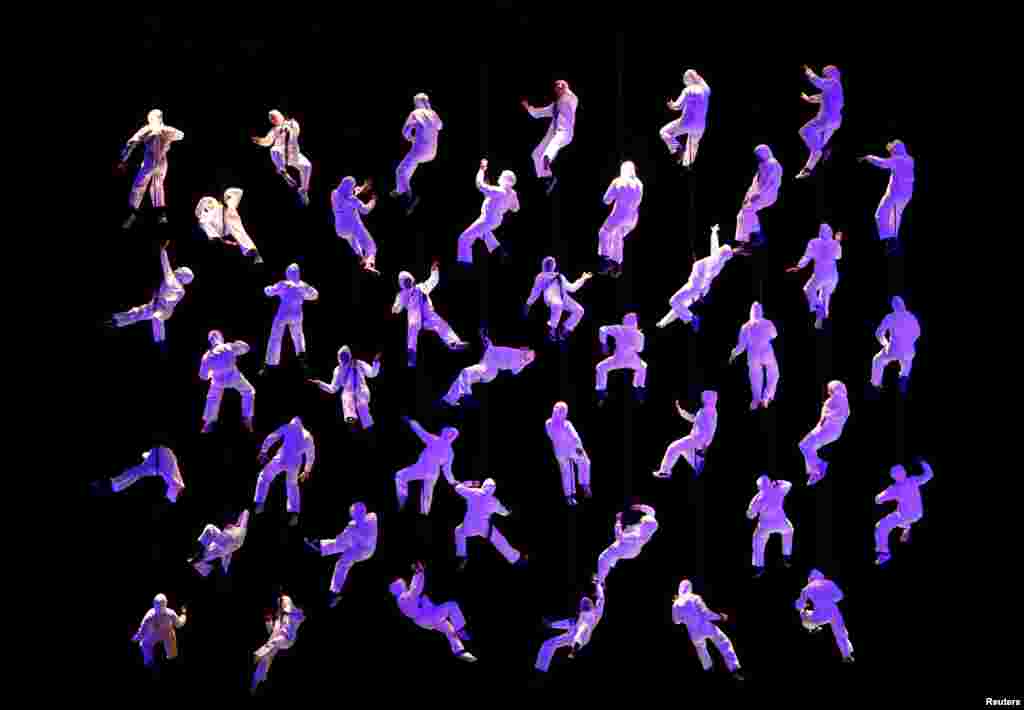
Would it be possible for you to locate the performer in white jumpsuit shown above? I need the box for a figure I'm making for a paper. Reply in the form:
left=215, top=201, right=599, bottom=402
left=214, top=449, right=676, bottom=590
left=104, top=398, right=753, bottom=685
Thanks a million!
left=262, top=263, right=318, bottom=374
left=199, top=330, right=255, bottom=434
left=97, top=446, right=185, bottom=503
left=119, top=109, right=184, bottom=228
left=309, top=346, right=381, bottom=430
left=108, top=243, right=193, bottom=344
left=332, top=176, right=378, bottom=274
left=860, top=140, right=914, bottom=255
left=596, top=504, right=659, bottom=585
left=251, top=593, right=306, bottom=694
left=870, top=296, right=921, bottom=395
left=392, top=93, right=443, bottom=214
left=392, top=263, right=469, bottom=368
left=660, top=69, right=710, bottom=168
left=735, top=145, right=783, bottom=246
left=596, top=313, right=647, bottom=405
left=746, top=475, right=794, bottom=577
left=672, top=580, right=743, bottom=680
left=730, top=302, right=779, bottom=410
left=394, top=417, right=459, bottom=515
left=522, top=79, right=579, bottom=194
left=195, top=188, right=263, bottom=263
left=545, top=402, right=591, bottom=506
left=795, top=569, right=854, bottom=663
left=189, top=509, right=249, bottom=577
left=524, top=257, right=593, bottom=343
left=305, top=502, right=378, bottom=606
left=442, top=329, right=535, bottom=407
left=535, top=576, right=605, bottom=672
left=874, top=459, right=933, bottom=566
left=252, top=109, right=312, bottom=206
left=787, top=224, right=843, bottom=330
left=254, top=417, right=316, bottom=526
left=597, top=161, right=643, bottom=277
left=390, top=561, right=476, bottom=662
left=453, top=478, right=525, bottom=570
left=456, top=159, right=519, bottom=266
left=796, top=65, right=844, bottom=179
left=653, top=392, right=718, bottom=478
left=656, top=225, right=737, bottom=333
left=132, top=594, right=187, bottom=668
left=799, top=381, right=850, bottom=485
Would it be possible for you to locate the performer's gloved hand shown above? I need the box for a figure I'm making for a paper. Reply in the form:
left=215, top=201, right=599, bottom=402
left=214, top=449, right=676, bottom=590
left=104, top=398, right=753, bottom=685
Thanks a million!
left=728, top=349, right=739, bottom=364
left=857, top=156, right=870, bottom=163
left=718, top=612, right=729, bottom=622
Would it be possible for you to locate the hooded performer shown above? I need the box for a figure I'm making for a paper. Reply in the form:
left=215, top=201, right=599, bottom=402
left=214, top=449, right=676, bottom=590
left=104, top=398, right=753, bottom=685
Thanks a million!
left=653, top=392, right=718, bottom=479
left=672, top=580, right=743, bottom=681
left=545, top=402, right=591, bottom=506
left=660, top=69, right=711, bottom=168
left=535, top=576, right=605, bottom=672
left=874, top=459, right=933, bottom=566
left=309, top=347, right=381, bottom=431
left=304, top=502, right=378, bottom=607
left=795, top=569, right=854, bottom=663
left=456, top=158, right=520, bottom=267
left=735, top=145, right=783, bottom=246
left=798, top=381, right=849, bottom=485
left=656, top=225, right=738, bottom=333
left=391, top=93, right=443, bottom=214
left=390, top=562, right=476, bottom=662
left=132, top=594, right=187, bottom=668
left=870, top=296, right=921, bottom=395
left=119, top=109, right=184, bottom=229
left=199, top=330, right=255, bottom=434
left=254, top=417, right=316, bottom=527
left=108, top=242, right=193, bottom=344
left=596, top=313, right=647, bottom=405
left=524, top=256, right=593, bottom=343
left=595, top=504, right=658, bottom=585
left=392, top=262, right=469, bottom=368
left=453, top=477, right=526, bottom=571
left=394, top=417, right=459, bottom=515
left=729, top=302, right=779, bottom=409
left=441, top=329, right=535, bottom=407
left=746, top=475, right=794, bottom=577
left=262, top=263, right=319, bottom=375
left=796, top=65, right=844, bottom=179
left=252, top=109, right=312, bottom=206
left=195, top=188, right=263, bottom=263
left=332, top=176, right=379, bottom=274
left=597, top=161, right=644, bottom=277
left=189, top=510, right=249, bottom=577
left=859, top=140, right=914, bottom=255
left=787, top=224, right=843, bottom=330
left=95, top=446, right=185, bottom=503
left=522, top=79, right=579, bottom=195
left=251, top=592, right=306, bottom=694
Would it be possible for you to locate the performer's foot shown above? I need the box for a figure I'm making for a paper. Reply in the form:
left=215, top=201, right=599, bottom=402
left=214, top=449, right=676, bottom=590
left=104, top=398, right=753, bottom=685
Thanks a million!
left=557, top=325, right=571, bottom=342
left=389, top=189, right=402, bottom=199
left=543, top=175, right=558, bottom=196
left=546, top=327, right=559, bottom=344
left=407, top=350, right=417, bottom=368
left=328, top=593, right=343, bottom=608
left=634, top=387, right=646, bottom=404
left=258, top=365, right=274, bottom=377
left=822, top=147, right=833, bottom=162
left=254, top=503, right=265, bottom=515
left=814, top=314, right=824, bottom=330
left=884, top=238, right=902, bottom=256
left=494, top=246, right=511, bottom=265
left=281, top=172, right=298, bottom=189
left=762, top=397, right=772, bottom=409
left=288, top=513, right=299, bottom=527
left=898, top=375, right=910, bottom=396
left=457, top=558, right=469, bottom=572
left=731, top=670, right=746, bottom=683
left=201, top=420, right=215, bottom=434
left=303, top=537, right=320, bottom=553
left=652, top=470, right=672, bottom=480
left=749, top=231, right=767, bottom=249
left=405, top=194, right=420, bottom=215
left=581, top=485, right=593, bottom=499
left=566, top=496, right=578, bottom=507
left=455, top=650, right=478, bottom=663
left=842, top=655, right=856, bottom=664
left=456, top=627, right=472, bottom=641
left=252, top=253, right=265, bottom=265
left=875, top=552, right=892, bottom=566
left=781, top=556, right=793, bottom=568
left=122, top=211, right=139, bottom=230
left=750, top=399, right=761, bottom=411
left=596, top=390, right=608, bottom=408
left=694, top=455, right=706, bottom=476
left=795, top=168, right=811, bottom=180
left=689, top=315, right=701, bottom=334
left=513, top=554, right=529, bottom=568
left=242, top=418, right=254, bottom=433
left=753, top=566, right=767, bottom=579
left=157, top=209, right=168, bottom=224
left=900, top=528, right=912, bottom=544
left=611, top=263, right=623, bottom=279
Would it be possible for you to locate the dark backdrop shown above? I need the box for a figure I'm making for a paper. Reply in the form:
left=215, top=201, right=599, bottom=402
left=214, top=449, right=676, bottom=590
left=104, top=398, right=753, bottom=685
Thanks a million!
left=77, top=15, right=967, bottom=703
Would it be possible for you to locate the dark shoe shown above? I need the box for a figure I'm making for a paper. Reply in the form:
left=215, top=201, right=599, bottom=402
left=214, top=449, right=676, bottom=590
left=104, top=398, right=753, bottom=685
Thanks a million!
left=731, top=670, right=745, bottom=683
left=581, top=486, right=593, bottom=499
left=749, top=231, right=767, bottom=249
left=157, top=208, right=169, bottom=224
left=407, top=350, right=417, bottom=368
left=457, top=558, right=469, bottom=572
left=544, top=175, right=559, bottom=196
left=866, top=384, right=881, bottom=401
left=690, top=315, right=701, bottom=334
left=884, top=238, right=902, bottom=256
left=405, top=194, right=420, bottom=215
left=634, top=387, right=646, bottom=404
left=288, top=513, right=299, bottom=527
left=842, top=655, right=855, bottom=664
left=566, top=496, right=577, bottom=507
left=254, top=503, right=265, bottom=515
left=795, top=168, right=811, bottom=180
left=303, top=537, right=321, bottom=553
left=693, top=455, right=706, bottom=476
left=875, top=552, right=892, bottom=566
left=513, top=554, right=528, bottom=568
left=898, top=376, right=910, bottom=396
left=448, top=341, right=470, bottom=352
left=781, top=557, right=793, bottom=569
left=328, top=593, right=343, bottom=608
left=752, top=567, right=766, bottom=579
left=457, top=627, right=472, bottom=641
left=596, top=390, right=608, bottom=408
left=122, top=211, right=139, bottom=230
left=546, top=328, right=559, bottom=344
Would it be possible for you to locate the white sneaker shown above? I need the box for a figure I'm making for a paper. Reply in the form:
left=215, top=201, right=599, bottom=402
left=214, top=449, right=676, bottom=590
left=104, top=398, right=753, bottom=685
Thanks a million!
left=456, top=651, right=478, bottom=663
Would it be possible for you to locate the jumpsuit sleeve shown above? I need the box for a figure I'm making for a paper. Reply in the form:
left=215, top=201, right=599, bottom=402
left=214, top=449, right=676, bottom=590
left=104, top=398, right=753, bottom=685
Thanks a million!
left=134, top=609, right=155, bottom=640
left=454, top=483, right=472, bottom=498
left=402, top=113, right=416, bottom=141
left=796, top=241, right=815, bottom=269
left=476, top=169, right=503, bottom=196
left=767, top=321, right=778, bottom=341
left=392, top=291, right=406, bottom=314
left=302, top=434, right=316, bottom=473
left=594, top=581, right=606, bottom=613
left=357, top=197, right=373, bottom=215
left=302, top=284, right=319, bottom=301
left=875, top=485, right=897, bottom=504
left=912, top=461, right=934, bottom=486
left=318, top=366, right=343, bottom=394
left=876, top=315, right=893, bottom=343
left=614, top=520, right=624, bottom=540
left=735, top=325, right=749, bottom=355
left=677, top=406, right=696, bottom=423
left=407, top=420, right=432, bottom=444
left=669, top=90, right=686, bottom=112
left=509, top=189, right=520, bottom=213
left=526, top=275, right=546, bottom=306
left=603, top=182, right=617, bottom=205
left=442, top=447, right=455, bottom=484
left=509, top=351, right=532, bottom=375
left=265, top=282, right=283, bottom=298
left=697, top=599, right=720, bottom=622
left=831, top=584, right=844, bottom=604
left=746, top=493, right=761, bottom=520
left=229, top=341, right=251, bottom=357
left=254, top=128, right=276, bottom=148
left=566, top=422, right=584, bottom=451
left=865, top=155, right=894, bottom=169
left=805, top=70, right=828, bottom=90
left=408, top=570, right=425, bottom=599
left=564, top=275, right=588, bottom=293
left=159, top=249, right=174, bottom=284
left=199, top=353, right=212, bottom=381
left=420, top=269, right=440, bottom=295
left=795, top=587, right=810, bottom=610
left=260, top=425, right=285, bottom=457
left=494, top=497, right=511, bottom=516
left=362, top=360, right=381, bottom=379
left=572, top=618, right=592, bottom=646
left=598, top=325, right=613, bottom=346
left=778, top=481, right=793, bottom=495
left=121, top=126, right=148, bottom=161
left=528, top=103, right=555, bottom=119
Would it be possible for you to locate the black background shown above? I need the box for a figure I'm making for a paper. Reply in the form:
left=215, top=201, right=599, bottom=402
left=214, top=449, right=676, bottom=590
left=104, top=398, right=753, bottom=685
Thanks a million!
left=75, top=13, right=973, bottom=704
